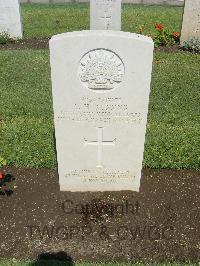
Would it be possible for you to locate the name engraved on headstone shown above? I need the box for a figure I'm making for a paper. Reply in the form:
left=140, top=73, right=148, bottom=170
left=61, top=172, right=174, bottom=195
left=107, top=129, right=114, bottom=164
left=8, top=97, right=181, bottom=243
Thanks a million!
left=56, top=97, right=143, bottom=124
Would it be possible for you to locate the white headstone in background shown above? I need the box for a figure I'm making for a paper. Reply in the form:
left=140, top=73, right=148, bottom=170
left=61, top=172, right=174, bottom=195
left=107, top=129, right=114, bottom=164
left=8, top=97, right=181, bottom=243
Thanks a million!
left=0, top=0, right=23, bottom=39
left=50, top=31, right=153, bottom=192
left=181, top=0, right=200, bottom=45
left=90, top=0, right=121, bottom=30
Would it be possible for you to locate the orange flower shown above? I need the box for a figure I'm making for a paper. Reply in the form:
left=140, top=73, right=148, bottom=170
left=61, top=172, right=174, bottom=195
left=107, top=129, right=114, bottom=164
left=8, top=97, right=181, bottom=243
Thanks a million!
left=155, top=23, right=164, bottom=32
left=0, top=171, right=5, bottom=180
left=172, top=32, right=180, bottom=38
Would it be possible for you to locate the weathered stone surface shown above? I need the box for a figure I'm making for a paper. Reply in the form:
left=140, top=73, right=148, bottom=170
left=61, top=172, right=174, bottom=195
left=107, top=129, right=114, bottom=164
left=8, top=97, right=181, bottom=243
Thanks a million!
left=0, top=0, right=23, bottom=39
left=50, top=31, right=154, bottom=192
left=181, top=0, right=200, bottom=45
left=90, top=0, right=121, bottom=30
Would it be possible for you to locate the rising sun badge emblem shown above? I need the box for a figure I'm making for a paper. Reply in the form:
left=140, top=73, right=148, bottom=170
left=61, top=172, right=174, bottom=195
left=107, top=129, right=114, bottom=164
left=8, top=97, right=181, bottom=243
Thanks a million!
left=79, top=49, right=125, bottom=91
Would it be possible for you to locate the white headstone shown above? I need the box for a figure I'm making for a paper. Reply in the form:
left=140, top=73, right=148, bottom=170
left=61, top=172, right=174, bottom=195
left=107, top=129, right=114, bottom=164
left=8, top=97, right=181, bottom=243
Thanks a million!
left=50, top=31, right=154, bottom=192
left=181, top=0, right=200, bottom=45
left=90, top=0, right=121, bottom=30
left=0, top=0, right=23, bottom=39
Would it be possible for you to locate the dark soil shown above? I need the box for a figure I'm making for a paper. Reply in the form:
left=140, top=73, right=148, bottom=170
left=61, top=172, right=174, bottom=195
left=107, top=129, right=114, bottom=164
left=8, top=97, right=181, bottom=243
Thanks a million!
left=0, top=167, right=199, bottom=263
left=156, top=45, right=183, bottom=53
left=0, top=38, right=50, bottom=50
left=0, top=38, right=184, bottom=53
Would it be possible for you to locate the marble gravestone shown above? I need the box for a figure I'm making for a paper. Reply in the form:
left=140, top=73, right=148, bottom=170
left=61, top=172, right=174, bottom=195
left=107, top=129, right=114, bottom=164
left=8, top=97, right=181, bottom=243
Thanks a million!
left=90, top=0, right=121, bottom=30
left=180, top=0, right=200, bottom=45
left=0, top=0, right=23, bottom=39
left=50, top=31, right=154, bottom=192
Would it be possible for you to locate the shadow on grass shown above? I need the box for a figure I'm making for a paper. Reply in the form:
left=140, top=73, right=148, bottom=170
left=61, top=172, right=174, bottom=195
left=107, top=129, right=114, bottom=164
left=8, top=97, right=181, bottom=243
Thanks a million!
left=29, top=251, right=74, bottom=266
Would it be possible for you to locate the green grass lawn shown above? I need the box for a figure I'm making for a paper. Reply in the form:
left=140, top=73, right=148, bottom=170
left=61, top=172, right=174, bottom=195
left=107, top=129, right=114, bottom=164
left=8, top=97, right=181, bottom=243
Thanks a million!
left=0, top=50, right=199, bottom=169
left=0, top=5, right=199, bottom=265
left=21, top=3, right=183, bottom=38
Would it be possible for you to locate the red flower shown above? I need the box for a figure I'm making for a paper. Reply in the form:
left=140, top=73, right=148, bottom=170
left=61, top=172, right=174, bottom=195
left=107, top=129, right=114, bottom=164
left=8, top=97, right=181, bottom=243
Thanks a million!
left=172, top=32, right=180, bottom=38
left=155, top=23, right=164, bottom=32
left=0, top=171, right=5, bottom=180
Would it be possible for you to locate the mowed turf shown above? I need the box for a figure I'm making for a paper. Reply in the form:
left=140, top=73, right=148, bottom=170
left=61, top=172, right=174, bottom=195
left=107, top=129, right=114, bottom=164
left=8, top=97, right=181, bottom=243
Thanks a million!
left=21, top=3, right=183, bottom=38
left=0, top=50, right=199, bottom=169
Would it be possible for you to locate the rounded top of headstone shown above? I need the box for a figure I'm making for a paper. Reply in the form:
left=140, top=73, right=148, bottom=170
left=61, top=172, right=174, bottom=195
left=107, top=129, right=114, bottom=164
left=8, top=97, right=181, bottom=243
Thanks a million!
left=50, top=30, right=154, bottom=44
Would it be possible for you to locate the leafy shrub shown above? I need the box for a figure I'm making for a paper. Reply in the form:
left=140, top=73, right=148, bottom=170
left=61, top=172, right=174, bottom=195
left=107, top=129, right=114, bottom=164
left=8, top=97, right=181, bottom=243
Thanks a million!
left=138, top=23, right=180, bottom=47
left=183, top=37, right=200, bottom=53
left=153, top=23, right=180, bottom=47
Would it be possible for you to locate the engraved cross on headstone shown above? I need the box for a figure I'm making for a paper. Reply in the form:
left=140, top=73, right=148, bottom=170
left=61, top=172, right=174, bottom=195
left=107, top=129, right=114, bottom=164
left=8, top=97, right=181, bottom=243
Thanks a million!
left=100, top=11, right=112, bottom=30
left=84, top=127, right=116, bottom=168
left=90, top=0, right=121, bottom=30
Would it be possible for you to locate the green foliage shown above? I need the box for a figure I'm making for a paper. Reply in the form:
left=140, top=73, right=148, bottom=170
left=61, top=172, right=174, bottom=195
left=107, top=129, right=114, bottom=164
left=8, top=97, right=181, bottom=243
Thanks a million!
left=20, top=3, right=183, bottom=38
left=0, top=31, right=13, bottom=44
left=0, top=50, right=199, bottom=169
left=138, top=23, right=180, bottom=47
left=154, top=24, right=180, bottom=47
left=0, top=156, right=7, bottom=167
left=183, top=37, right=200, bottom=53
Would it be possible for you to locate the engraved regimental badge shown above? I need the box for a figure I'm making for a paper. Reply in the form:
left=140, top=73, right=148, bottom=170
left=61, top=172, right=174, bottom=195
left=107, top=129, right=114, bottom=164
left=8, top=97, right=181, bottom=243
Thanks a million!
left=79, top=49, right=125, bottom=91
